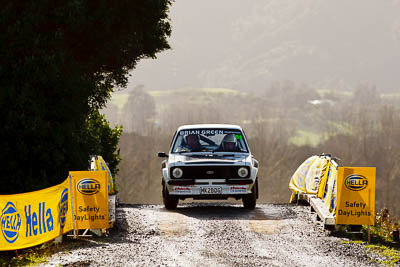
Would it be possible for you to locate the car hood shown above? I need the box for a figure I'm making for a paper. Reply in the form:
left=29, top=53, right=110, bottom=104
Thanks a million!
left=169, top=153, right=250, bottom=166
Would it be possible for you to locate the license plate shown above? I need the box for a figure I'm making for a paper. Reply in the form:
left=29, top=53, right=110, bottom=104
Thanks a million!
left=200, top=187, right=222, bottom=195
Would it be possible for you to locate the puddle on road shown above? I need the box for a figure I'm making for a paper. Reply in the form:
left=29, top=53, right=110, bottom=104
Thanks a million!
left=248, top=207, right=290, bottom=234
left=154, top=204, right=295, bottom=236
left=249, top=206, right=296, bottom=220
left=248, top=220, right=288, bottom=234
left=157, top=211, right=190, bottom=237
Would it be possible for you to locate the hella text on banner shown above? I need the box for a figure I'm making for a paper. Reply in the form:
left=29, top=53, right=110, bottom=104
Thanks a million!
left=70, top=171, right=109, bottom=229
left=336, top=167, right=376, bottom=225
left=0, top=179, right=73, bottom=251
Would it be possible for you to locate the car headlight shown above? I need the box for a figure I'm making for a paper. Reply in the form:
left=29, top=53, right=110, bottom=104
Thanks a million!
left=172, top=168, right=183, bottom=178
left=238, top=167, right=248, bottom=178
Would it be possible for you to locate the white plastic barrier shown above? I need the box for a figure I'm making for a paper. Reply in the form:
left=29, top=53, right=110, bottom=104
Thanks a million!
left=289, top=155, right=338, bottom=226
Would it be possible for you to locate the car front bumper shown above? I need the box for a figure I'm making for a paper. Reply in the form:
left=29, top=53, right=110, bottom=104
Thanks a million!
left=167, top=183, right=253, bottom=196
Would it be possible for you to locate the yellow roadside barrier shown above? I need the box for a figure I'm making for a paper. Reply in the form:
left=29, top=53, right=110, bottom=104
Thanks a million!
left=90, top=155, right=115, bottom=194
left=0, top=179, right=73, bottom=250
left=69, top=171, right=109, bottom=230
left=0, top=156, right=114, bottom=251
left=336, top=167, right=375, bottom=225
left=289, top=154, right=376, bottom=228
left=289, top=155, right=329, bottom=202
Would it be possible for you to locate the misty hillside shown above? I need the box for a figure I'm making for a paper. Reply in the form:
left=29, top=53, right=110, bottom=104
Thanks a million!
left=128, top=0, right=400, bottom=92
left=103, top=85, right=400, bottom=147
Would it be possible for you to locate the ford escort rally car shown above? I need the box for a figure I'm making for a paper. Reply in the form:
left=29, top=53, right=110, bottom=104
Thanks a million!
left=158, top=124, right=259, bottom=210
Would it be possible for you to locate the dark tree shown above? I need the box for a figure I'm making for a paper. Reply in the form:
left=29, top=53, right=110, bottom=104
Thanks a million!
left=0, top=0, right=172, bottom=193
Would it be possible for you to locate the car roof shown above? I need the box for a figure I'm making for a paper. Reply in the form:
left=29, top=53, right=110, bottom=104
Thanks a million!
left=177, top=124, right=243, bottom=131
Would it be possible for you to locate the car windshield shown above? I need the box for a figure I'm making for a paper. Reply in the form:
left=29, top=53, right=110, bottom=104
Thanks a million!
left=171, top=128, right=248, bottom=153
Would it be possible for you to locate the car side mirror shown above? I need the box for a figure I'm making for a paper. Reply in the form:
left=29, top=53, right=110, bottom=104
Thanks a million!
left=158, top=152, right=168, bottom=158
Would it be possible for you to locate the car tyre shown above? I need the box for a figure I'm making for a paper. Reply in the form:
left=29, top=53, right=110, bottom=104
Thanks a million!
left=243, top=180, right=257, bottom=209
left=163, top=185, right=178, bottom=210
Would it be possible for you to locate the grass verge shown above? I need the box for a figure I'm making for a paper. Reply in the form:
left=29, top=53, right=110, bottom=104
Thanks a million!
left=0, top=242, right=58, bottom=266
left=337, top=208, right=400, bottom=266
left=365, top=244, right=399, bottom=266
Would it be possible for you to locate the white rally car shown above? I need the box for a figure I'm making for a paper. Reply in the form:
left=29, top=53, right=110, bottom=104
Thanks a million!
left=158, top=124, right=259, bottom=209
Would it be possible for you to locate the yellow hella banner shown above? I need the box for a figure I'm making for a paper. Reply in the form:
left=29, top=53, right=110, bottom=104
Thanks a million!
left=70, top=171, right=109, bottom=229
left=289, top=156, right=318, bottom=200
left=336, top=167, right=376, bottom=225
left=289, top=155, right=329, bottom=202
left=0, top=179, right=73, bottom=251
left=321, top=163, right=338, bottom=212
left=91, top=156, right=115, bottom=194
left=95, top=156, right=114, bottom=194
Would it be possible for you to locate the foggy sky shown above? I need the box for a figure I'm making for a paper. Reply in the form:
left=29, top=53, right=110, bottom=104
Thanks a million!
left=127, top=0, right=400, bottom=92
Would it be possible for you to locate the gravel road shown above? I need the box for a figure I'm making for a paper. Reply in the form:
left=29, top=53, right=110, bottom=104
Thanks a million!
left=42, top=203, right=382, bottom=266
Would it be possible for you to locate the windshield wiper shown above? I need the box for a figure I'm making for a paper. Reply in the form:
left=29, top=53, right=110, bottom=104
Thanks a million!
left=177, top=151, right=191, bottom=154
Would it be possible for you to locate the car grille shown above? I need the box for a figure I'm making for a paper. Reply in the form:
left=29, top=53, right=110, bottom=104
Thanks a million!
left=170, top=166, right=250, bottom=179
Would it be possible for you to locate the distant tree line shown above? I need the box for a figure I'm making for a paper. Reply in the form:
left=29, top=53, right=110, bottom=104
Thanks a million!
left=0, top=1, right=172, bottom=193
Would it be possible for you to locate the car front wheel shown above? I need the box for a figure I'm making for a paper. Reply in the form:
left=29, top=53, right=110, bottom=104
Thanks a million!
left=162, top=184, right=178, bottom=210
left=242, top=180, right=257, bottom=209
